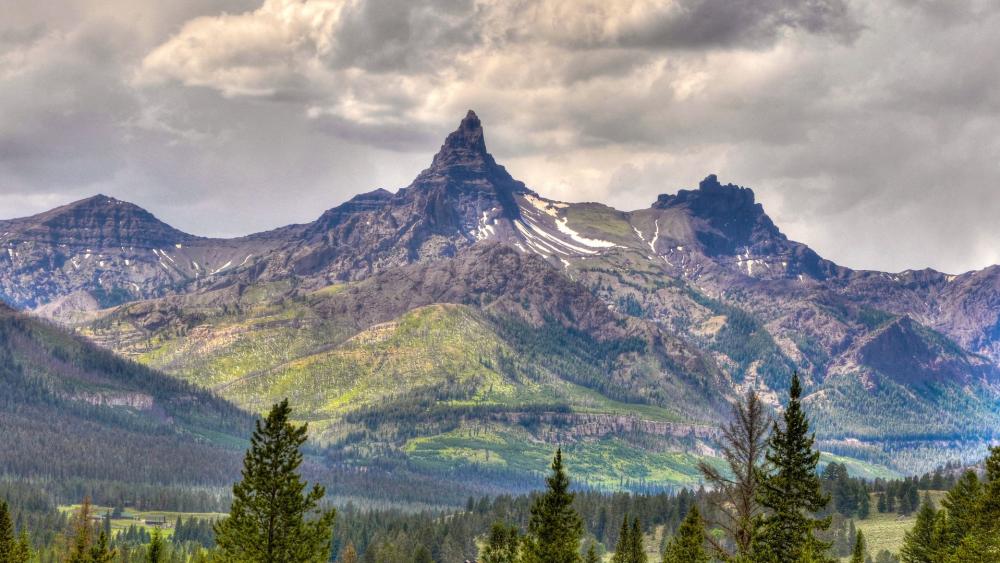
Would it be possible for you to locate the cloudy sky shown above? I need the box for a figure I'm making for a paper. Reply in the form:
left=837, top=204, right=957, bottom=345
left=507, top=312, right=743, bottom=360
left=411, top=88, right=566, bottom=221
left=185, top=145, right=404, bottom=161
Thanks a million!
left=1, top=0, right=998, bottom=273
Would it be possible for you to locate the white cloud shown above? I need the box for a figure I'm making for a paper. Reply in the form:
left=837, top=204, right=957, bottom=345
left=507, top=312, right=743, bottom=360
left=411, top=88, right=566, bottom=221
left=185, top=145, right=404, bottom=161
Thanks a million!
left=137, top=0, right=347, bottom=97
left=135, top=0, right=858, bottom=140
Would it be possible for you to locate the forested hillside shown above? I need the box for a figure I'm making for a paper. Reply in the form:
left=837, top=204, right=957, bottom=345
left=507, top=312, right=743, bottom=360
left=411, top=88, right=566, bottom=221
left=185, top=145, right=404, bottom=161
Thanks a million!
left=3, top=378, right=994, bottom=562
left=0, top=303, right=250, bottom=486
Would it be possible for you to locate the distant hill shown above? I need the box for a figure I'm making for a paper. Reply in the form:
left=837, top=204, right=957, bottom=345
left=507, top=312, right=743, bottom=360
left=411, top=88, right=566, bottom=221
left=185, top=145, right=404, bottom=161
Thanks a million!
left=0, top=302, right=250, bottom=486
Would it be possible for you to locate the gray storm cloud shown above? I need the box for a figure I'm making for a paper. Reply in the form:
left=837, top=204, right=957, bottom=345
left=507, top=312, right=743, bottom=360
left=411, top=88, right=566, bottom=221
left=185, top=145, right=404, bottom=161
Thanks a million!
left=1, top=0, right=999, bottom=273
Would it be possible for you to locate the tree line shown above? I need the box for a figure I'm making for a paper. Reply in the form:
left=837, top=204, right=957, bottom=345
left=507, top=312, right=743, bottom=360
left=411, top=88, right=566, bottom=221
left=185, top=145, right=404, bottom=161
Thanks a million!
left=5, top=377, right=1000, bottom=562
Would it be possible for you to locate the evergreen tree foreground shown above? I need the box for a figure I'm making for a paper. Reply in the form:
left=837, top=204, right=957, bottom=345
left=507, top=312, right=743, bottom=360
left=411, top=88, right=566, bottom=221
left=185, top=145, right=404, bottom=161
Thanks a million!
left=214, top=399, right=336, bottom=563
left=756, top=373, right=831, bottom=562
left=521, top=447, right=584, bottom=563
left=661, top=505, right=708, bottom=563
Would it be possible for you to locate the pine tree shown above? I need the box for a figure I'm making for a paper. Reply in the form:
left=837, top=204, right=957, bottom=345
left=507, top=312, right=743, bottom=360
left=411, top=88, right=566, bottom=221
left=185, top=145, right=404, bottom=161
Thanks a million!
left=978, top=446, right=1000, bottom=523
left=12, top=530, right=30, bottom=563
left=88, top=530, right=115, bottom=563
left=941, top=470, right=979, bottom=551
left=0, top=501, right=14, bottom=562
left=905, top=483, right=919, bottom=516
left=214, top=399, right=336, bottom=563
left=757, top=373, right=831, bottom=562
left=613, top=516, right=646, bottom=563
left=339, top=542, right=358, bottom=563
left=900, top=496, right=939, bottom=563
left=952, top=532, right=1000, bottom=562
left=859, top=491, right=871, bottom=520
left=951, top=447, right=1000, bottom=560
left=876, top=493, right=887, bottom=513
left=850, top=530, right=866, bottom=563
left=897, top=492, right=912, bottom=516
left=661, top=506, right=708, bottom=563
left=0, top=504, right=27, bottom=563
left=585, top=543, right=600, bottom=563
left=522, top=448, right=584, bottom=563
left=147, top=529, right=166, bottom=563
left=481, top=522, right=520, bottom=563
left=612, top=515, right=633, bottom=563
left=596, top=507, right=609, bottom=542
left=67, top=497, right=97, bottom=563
left=629, top=517, right=647, bottom=563
left=413, top=545, right=434, bottom=563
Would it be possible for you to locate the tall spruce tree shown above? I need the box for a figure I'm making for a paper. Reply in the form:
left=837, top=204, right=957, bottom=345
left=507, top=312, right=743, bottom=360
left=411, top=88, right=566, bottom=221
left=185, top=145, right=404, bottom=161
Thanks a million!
left=613, top=516, right=646, bottom=563
left=522, top=448, right=584, bottom=563
left=977, top=446, right=1000, bottom=525
left=67, top=497, right=115, bottom=563
left=0, top=501, right=14, bottom=562
left=481, top=522, right=520, bottom=563
left=612, top=516, right=633, bottom=563
left=611, top=512, right=632, bottom=563
left=0, top=505, right=26, bottom=563
left=900, top=496, right=941, bottom=563
left=12, top=530, right=30, bottom=563
left=757, top=373, right=831, bottom=562
left=850, top=530, right=866, bottom=563
left=630, top=517, right=647, bottom=563
left=214, top=399, right=336, bottom=563
left=88, top=531, right=115, bottom=563
left=585, top=544, right=600, bottom=563
left=941, top=470, right=980, bottom=545
left=147, top=529, right=166, bottom=563
left=662, top=506, right=709, bottom=563
left=951, top=447, right=1000, bottom=559
left=859, top=491, right=871, bottom=520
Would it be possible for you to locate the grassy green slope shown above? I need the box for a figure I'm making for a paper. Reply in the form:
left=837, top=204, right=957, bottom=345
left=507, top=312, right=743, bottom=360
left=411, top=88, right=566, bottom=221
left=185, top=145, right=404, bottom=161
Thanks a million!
left=87, top=289, right=904, bottom=492
left=89, top=295, right=725, bottom=490
left=847, top=491, right=946, bottom=558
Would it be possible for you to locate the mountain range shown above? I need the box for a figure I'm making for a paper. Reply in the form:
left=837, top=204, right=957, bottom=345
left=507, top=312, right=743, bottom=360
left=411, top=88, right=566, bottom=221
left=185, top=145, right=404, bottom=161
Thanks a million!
left=3, top=111, right=999, bottom=496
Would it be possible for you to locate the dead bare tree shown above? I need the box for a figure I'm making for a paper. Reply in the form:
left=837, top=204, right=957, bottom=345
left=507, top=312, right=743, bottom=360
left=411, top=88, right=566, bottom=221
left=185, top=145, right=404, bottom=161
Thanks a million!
left=698, top=389, right=771, bottom=561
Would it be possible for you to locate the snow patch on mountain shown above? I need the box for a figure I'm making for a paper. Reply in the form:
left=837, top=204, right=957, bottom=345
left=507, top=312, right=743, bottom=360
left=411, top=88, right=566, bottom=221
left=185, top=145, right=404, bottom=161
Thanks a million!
left=554, top=217, right=619, bottom=249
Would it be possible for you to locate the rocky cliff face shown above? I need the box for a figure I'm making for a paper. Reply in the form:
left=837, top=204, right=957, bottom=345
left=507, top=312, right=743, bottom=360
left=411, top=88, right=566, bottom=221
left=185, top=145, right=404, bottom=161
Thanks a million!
left=642, top=175, right=842, bottom=281
left=0, top=195, right=194, bottom=248
left=251, top=111, right=533, bottom=284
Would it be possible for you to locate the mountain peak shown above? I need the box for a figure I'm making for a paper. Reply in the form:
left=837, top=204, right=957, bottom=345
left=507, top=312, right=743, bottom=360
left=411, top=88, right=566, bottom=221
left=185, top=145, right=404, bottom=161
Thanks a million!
left=410, top=110, right=532, bottom=198
left=654, top=175, right=762, bottom=217
left=653, top=175, right=780, bottom=256
left=5, top=194, right=195, bottom=248
left=430, top=109, right=488, bottom=168
left=66, top=194, right=128, bottom=211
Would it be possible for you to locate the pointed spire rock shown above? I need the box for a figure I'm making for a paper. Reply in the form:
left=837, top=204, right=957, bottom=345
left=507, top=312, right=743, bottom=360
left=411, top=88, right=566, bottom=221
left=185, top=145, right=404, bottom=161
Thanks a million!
left=429, top=110, right=489, bottom=169
left=452, top=110, right=486, bottom=151
left=411, top=110, right=532, bottom=196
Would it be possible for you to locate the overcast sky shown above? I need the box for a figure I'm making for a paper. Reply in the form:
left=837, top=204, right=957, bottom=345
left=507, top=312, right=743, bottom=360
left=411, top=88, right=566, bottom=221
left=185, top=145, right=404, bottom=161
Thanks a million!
left=1, top=0, right=998, bottom=273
